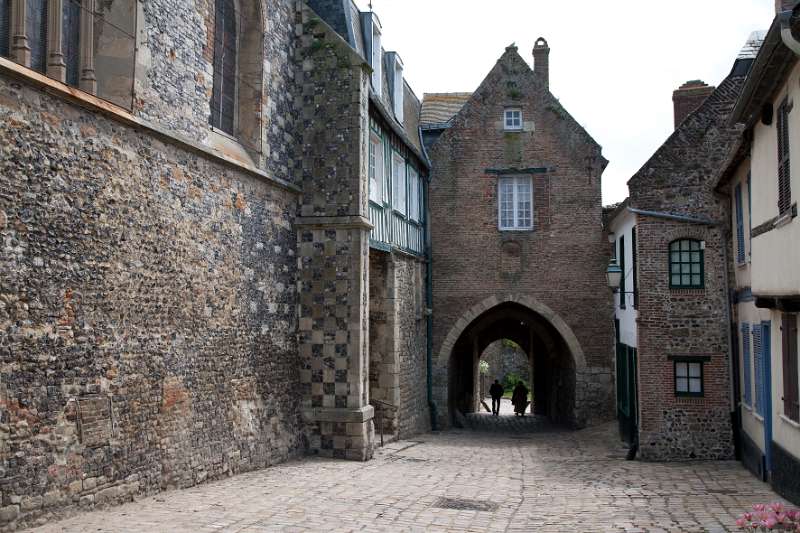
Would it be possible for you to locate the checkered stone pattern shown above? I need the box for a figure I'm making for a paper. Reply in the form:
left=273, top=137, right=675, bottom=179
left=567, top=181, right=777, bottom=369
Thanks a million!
left=297, top=226, right=374, bottom=460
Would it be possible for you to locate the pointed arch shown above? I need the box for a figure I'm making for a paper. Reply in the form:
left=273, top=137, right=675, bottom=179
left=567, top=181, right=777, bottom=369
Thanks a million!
left=437, top=294, right=586, bottom=369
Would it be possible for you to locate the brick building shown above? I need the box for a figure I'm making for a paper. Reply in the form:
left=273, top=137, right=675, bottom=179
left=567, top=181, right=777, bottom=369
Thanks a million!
left=422, top=42, right=615, bottom=428
left=616, top=39, right=758, bottom=461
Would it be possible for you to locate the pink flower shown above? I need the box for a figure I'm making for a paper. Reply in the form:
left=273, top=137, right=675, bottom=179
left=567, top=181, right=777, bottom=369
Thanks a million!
left=770, top=502, right=786, bottom=514
left=765, top=516, right=778, bottom=528
left=744, top=512, right=753, bottom=521
left=736, top=517, right=747, bottom=528
left=754, top=504, right=768, bottom=512
left=788, top=510, right=800, bottom=521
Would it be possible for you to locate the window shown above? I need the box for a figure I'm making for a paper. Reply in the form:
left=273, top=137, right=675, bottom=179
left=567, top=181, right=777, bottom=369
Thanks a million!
left=392, top=152, right=406, bottom=216
left=368, top=133, right=384, bottom=204
left=0, top=0, right=10, bottom=57
left=210, top=0, right=237, bottom=135
left=741, top=322, right=752, bottom=407
left=631, top=226, right=638, bottom=309
left=735, top=183, right=745, bottom=264
left=62, top=0, right=81, bottom=86
left=391, top=53, right=403, bottom=122
left=669, top=239, right=703, bottom=288
left=26, top=0, right=48, bottom=73
left=504, top=108, right=522, bottom=130
left=371, top=21, right=381, bottom=94
left=618, top=234, right=626, bottom=310
left=782, top=314, right=799, bottom=422
left=498, top=176, right=532, bottom=230
left=408, top=166, right=421, bottom=222
left=674, top=360, right=704, bottom=397
left=777, top=98, right=792, bottom=216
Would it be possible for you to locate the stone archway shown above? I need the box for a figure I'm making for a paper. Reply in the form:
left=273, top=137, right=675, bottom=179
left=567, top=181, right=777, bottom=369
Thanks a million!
left=436, top=295, right=595, bottom=428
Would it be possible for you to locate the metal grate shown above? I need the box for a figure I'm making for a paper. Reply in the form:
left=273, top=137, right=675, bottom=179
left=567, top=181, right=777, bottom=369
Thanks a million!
left=432, top=497, right=499, bottom=512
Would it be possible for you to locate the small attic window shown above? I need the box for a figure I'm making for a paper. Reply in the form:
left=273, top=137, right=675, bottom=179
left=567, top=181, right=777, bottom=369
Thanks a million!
left=371, top=19, right=382, bottom=94
left=505, top=108, right=522, bottom=130
left=389, top=53, right=404, bottom=123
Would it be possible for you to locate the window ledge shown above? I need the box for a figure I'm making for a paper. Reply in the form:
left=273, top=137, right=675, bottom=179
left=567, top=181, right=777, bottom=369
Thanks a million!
left=741, top=402, right=752, bottom=412
left=754, top=412, right=765, bottom=422
left=780, top=414, right=800, bottom=429
left=773, top=211, right=794, bottom=229
left=0, top=56, right=299, bottom=195
left=498, top=228, right=534, bottom=233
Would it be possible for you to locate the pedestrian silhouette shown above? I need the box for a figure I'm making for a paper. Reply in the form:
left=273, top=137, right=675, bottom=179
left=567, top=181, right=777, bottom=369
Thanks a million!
left=511, top=381, right=529, bottom=417
left=489, top=379, right=504, bottom=416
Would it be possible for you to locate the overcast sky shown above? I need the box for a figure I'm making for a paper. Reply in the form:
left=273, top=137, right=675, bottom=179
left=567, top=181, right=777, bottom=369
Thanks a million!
left=354, top=0, right=774, bottom=205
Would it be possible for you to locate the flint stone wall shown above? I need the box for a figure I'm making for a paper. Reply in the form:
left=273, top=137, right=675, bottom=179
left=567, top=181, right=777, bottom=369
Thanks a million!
left=0, top=75, right=304, bottom=530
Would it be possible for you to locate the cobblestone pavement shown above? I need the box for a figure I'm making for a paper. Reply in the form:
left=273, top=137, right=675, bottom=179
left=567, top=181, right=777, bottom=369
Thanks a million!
left=33, top=418, right=785, bottom=533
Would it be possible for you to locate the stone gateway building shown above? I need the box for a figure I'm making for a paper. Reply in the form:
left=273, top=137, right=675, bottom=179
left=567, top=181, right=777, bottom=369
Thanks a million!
left=421, top=42, right=615, bottom=429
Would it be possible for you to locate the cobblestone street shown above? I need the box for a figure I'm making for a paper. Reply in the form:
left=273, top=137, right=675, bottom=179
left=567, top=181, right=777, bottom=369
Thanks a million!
left=32, top=409, right=784, bottom=533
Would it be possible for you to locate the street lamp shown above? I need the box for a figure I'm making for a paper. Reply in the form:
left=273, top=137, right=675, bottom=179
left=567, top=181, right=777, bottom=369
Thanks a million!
left=606, top=260, right=622, bottom=290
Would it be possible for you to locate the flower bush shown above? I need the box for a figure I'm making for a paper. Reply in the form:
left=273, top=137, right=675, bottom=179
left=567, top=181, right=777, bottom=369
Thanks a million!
left=736, top=502, right=800, bottom=531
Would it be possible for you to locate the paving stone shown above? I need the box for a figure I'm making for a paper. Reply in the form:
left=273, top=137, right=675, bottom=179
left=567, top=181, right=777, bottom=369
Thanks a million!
left=28, top=421, right=786, bottom=533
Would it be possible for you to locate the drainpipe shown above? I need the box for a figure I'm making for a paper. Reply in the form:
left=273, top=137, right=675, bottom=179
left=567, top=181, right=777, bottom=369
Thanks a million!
left=420, top=127, right=438, bottom=430
left=779, top=2, right=800, bottom=56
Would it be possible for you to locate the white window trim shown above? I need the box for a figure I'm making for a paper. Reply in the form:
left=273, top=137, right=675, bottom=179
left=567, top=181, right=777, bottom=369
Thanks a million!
left=504, top=108, right=522, bottom=131
left=498, top=176, right=533, bottom=231
left=392, top=151, right=407, bottom=216
left=369, top=132, right=384, bottom=204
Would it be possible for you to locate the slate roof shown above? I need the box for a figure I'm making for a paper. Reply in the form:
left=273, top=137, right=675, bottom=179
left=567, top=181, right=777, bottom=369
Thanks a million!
left=420, top=93, right=472, bottom=128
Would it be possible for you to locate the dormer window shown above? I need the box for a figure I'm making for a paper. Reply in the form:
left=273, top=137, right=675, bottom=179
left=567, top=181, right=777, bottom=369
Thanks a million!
left=387, top=52, right=403, bottom=122
left=504, top=108, right=522, bottom=130
left=370, top=17, right=382, bottom=94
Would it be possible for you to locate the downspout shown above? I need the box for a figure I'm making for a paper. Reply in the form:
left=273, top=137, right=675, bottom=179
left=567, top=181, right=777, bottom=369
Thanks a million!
left=419, top=126, right=438, bottom=430
left=779, top=2, right=800, bottom=56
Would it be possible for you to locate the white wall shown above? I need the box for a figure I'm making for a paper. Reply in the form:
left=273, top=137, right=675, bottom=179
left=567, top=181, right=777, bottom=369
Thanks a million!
left=750, top=61, right=800, bottom=296
left=609, top=208, right=638, bottom=348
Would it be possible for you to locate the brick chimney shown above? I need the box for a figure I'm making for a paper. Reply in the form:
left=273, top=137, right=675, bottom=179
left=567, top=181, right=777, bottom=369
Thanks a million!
left=672, top=80, right=715, bottom=129
left=533, top=37, right=550, bottom=89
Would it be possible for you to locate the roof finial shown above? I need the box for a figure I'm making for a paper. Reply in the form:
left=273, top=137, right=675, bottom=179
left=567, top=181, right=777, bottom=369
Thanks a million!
left=368, top=0, right=373, bottom=11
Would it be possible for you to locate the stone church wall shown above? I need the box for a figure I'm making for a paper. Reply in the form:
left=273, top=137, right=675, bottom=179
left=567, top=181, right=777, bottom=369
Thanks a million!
left=0, top=70, right=303, bottom=530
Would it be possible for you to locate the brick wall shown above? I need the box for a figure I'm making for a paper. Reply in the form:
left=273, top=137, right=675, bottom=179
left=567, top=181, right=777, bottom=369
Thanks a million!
left=428, top=46, right=614, bottom=428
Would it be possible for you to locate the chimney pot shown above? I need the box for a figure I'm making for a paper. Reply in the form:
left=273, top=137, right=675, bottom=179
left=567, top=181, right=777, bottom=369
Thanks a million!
left=776, top=0, right=798, bottom=13
left=533, top=37, right=550, bottom=90
left=672, top=80, right=715, bottom=129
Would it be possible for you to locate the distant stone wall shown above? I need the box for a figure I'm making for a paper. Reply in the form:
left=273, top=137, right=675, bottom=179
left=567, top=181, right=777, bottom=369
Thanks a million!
left=481, top=342, right=529, bottom=384
left=0, top=75, right=304, bottom=529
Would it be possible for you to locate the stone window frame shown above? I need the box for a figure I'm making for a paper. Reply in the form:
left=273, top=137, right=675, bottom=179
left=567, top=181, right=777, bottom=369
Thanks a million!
left=497, top=176, right=533, bottom=231
left=3, top=0, right=97, bottom=91
left=669, top=355, right=709, bottom=398
left=504, top=107, right=522, bottom=131
left=668, top=238, right=704, bottom=289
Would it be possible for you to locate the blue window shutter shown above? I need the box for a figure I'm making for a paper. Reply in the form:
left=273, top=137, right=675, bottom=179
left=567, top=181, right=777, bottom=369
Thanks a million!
left=747, top=173, right=752, bottom=255
left=735, top=184, right=745, bottom=264
left=0, top=0, right=10, bottom=58
left=742, top=322, right=752, bottom=406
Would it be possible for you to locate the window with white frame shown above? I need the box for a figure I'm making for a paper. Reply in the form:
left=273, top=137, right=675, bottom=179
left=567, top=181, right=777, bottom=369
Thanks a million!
left=408, top=167, right=420, bottom=222
left=369, top=133, right=384, bottom=203
left=504, top=108, right=522, bottom=130
left=392, top=152, right=407, bottom=216
left=498, top=177, right=532, bottom=230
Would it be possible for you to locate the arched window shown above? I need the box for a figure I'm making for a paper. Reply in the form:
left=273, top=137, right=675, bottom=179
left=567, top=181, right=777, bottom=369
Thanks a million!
left=0, top=0, right=10, bottom=57
left=26, top=0, right=48, bottom=72
left=669, top=239, right=703, bottom=288
left=62, top=0, right=81, bottom=86
left=210, top=0, right=237, bottom=136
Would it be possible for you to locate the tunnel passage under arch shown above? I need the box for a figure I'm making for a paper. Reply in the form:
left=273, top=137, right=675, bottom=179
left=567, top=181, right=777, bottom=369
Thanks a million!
left=446, top=300, right=584, bottom=426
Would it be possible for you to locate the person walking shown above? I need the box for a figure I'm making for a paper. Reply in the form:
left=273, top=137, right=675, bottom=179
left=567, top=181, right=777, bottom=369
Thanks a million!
left=511, top=381, right=529, bottom=417
left=489, top=379, right=504, bottom=416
